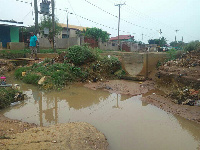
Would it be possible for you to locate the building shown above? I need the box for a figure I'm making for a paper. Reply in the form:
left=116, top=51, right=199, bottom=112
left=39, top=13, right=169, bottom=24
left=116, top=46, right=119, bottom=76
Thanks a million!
left=58, top=23, right=87, bottom=39
left=0, top=20, right=26, bottom=49
left=109, top=35, right=134, bottom=42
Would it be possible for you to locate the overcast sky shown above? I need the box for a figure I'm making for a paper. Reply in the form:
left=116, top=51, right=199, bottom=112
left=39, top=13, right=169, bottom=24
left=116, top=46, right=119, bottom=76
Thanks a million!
left=0, top=0, right=200, bottom=44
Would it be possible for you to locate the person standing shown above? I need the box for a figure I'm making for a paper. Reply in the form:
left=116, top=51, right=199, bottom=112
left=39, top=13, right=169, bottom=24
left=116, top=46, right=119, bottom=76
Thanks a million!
left=29, top=32, right=38, bottom=59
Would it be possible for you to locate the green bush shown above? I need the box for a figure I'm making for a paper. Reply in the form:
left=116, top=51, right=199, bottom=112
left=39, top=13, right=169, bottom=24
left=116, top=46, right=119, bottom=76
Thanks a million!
left=14, top=67, right=30, bottom=79
left=23, top=73, right=41, bottom=85
left=167, top=48, right=177, bottom=60
left=51, top=70, right=72, bottom=86
left=167, top=49, right=184, bottom=61
left=0, top=87, right=18, bottom=109
left=66, top=45, right=96, bottom=65
left=184, top=41, right=200, bottom=52
left=99, top=56, right=121, bottom=73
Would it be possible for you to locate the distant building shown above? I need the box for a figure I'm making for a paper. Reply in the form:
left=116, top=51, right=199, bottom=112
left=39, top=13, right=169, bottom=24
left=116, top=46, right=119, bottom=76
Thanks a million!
left=109, top=35, right=134, bottom=42
left=0, top=20, right=26, bottom=49
left=58, top=23, right=88, bottom=39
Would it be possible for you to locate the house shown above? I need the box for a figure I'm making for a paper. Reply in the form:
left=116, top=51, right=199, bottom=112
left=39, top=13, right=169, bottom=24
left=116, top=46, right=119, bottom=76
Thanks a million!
left=109, top=35, right=134, bottom=42
left=58, top=23, right=87, bottom=39
left=0, top=20, right=26, bottom=49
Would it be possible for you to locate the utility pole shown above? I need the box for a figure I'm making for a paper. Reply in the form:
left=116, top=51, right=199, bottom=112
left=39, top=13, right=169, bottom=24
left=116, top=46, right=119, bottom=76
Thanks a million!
left=51, top=0, right=56, bottom=52
left=158, top=29, right=162, bottom=47
left=66, top=11, right=73, bottom=48
left=115, top=3, right=125, bottom=51
left=142, top=33, right=144, bottom=41
left=175, top=29, right=179, bottom=42
left=34, top=0, right=39, bottom=34
left=158, top=29, right=162, bottom=39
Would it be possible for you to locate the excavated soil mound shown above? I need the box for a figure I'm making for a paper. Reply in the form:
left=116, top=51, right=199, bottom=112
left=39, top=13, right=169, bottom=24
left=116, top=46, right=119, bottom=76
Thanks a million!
left=0, top=122, right=108, bottom=150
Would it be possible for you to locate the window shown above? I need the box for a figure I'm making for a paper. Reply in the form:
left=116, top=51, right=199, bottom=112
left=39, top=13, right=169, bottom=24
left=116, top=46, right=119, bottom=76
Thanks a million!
left=62, top=34, right=69, bottom=39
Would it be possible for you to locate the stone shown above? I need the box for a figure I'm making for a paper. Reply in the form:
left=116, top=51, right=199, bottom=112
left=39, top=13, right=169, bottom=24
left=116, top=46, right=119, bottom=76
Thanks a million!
left=38, top=76, right=46, bottom=85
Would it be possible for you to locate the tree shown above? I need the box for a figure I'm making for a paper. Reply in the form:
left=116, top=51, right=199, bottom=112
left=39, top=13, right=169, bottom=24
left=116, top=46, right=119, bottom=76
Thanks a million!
left=148, top=37, right=167, bottom=47
left=39, top=16, right=62, bottom=43
left=83, top=27, right=109, bottom=42
left=170, top=41, right=185, bottom=48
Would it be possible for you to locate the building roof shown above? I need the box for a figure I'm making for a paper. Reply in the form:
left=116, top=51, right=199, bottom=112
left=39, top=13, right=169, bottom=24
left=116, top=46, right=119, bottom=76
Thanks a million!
left=110, top=35, right=134, bottom=41
left=59, top=23, right=88, bottom=31
left=0, top=20, right=27, bottom=27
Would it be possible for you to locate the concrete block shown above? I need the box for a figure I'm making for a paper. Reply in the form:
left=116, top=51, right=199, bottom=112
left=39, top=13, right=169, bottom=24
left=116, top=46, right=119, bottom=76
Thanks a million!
left=0, top=42, right=2, bottom=50
left=7, top=42, right=25, bottom=50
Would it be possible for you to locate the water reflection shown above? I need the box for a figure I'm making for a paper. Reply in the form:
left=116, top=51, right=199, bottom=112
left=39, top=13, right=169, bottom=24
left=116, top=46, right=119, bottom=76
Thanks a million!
left=112, top=94, right=122, bottom=109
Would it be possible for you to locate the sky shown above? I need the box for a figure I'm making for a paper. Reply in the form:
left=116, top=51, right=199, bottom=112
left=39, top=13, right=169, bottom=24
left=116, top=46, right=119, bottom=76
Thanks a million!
left=0, top=0, right=200, bottom=44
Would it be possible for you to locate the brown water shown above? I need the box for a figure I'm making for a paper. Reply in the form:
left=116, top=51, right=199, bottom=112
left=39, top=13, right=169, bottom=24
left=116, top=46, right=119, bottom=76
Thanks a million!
left=1, top=77, right=200, bottom=150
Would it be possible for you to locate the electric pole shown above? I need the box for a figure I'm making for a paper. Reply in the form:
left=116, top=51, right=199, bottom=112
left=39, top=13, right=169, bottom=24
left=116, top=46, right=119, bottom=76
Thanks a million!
left=115, top=3, right=125, bottom=51
left=34, top=0, right=39, bottom=34
left=51, top=0, right=56, bottom=52
left=175, top=29, right=179, bottom=42
left=158, top=29, right=162, bottom=47
left=158, top=29, right=162, bottom=39
left=142, top=33, right=144, bottom=41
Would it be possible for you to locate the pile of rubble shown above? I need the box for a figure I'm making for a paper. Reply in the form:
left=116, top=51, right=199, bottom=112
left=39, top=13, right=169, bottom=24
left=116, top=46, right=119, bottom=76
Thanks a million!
left=0, top=59, right=15, bottom=72
left=169, top=87, right=200, bottom=106
left=157, top=50, right=200, bottom=105
left=164, top=50, right=200, bottom=68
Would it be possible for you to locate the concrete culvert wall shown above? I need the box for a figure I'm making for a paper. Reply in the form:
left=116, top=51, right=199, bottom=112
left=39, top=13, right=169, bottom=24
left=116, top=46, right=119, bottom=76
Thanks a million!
left=102, top=52, right=168, bottom=78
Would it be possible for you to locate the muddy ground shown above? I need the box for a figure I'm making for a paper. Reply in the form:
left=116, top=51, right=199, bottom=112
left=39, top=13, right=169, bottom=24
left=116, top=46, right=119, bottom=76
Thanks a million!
left=0, top=121, right=108, bottom=150
left=85, top=80, right=200, bottom=124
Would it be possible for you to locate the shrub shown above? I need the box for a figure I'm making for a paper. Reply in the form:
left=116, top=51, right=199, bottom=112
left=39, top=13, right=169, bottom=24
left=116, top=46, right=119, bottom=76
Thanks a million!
left=66, top=45, right=96, bottom=65
left=99, top=56, right=121, bottom=73
left=184, top=41, right=200, bottom=52
left=0, top=87, right=18, bottom=109
left=14, top=67, right=30, bottom=79
left=23, top=73, right=41, bottom=84
left=51, top=70, right=73, bottom=86
left=166, top=48, right=177, bottom=60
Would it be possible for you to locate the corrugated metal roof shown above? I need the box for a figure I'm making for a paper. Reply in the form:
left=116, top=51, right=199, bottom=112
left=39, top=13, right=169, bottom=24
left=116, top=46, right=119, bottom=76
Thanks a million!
left=110, top=35, right=134, bottom=41
left=0, top=20, right=27, bottom=27
left=59, top=23, right=88, bottom=31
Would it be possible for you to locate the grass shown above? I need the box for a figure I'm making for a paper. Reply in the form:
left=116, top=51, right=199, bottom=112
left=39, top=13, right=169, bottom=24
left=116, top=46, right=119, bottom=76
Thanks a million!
left=0, top=48, right=69, bottom=59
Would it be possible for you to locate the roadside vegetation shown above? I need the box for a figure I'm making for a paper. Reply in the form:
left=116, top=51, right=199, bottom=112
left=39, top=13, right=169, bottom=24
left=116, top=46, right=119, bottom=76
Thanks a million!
left=14, top=45, right=124, bottom=90
left=0, top=49, right=70, bottom=59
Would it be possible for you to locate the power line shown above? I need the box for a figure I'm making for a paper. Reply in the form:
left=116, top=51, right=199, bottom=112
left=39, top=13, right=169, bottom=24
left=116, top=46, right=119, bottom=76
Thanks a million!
left=72, top=13, right=136, bottom=36
left=107, top=0, right=199, bottom=41
left=83, top=0, right=156, bottom=32
left=67, top=0, right=82, bottom=26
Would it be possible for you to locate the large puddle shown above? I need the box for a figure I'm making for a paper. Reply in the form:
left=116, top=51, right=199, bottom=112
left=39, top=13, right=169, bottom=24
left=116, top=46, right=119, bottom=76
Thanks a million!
left=1, top=76, right=200, bottom=150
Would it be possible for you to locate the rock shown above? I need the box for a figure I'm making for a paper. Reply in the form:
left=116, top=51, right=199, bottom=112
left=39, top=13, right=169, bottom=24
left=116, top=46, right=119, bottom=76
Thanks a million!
left=22, top=72, right=26, bottom=77
left=38, top=76, right=46, bottom=85
left=194, top=100, right=200, bottom=106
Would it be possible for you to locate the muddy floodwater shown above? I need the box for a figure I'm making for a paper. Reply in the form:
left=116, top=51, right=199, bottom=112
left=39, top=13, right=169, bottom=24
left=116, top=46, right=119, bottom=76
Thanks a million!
left=1, top=76, right=200, bottom=150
